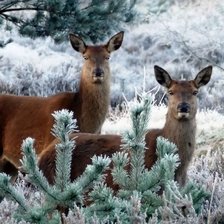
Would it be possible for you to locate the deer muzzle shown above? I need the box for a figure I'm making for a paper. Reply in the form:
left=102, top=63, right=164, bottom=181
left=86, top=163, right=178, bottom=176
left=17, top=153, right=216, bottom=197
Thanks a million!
left=92, top=68, right=104, bottom=83
left=177, top=102, right=190, bottom=119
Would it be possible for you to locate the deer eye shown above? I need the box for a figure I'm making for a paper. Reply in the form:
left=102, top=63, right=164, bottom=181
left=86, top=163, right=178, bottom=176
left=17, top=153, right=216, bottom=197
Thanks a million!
left=83, top=55, right=89, bottom=60
left=168, top=90, right=174, bottom=95
left=105, top=56, right=110, bottom=60
left=193, top=90, right=198, bottom=95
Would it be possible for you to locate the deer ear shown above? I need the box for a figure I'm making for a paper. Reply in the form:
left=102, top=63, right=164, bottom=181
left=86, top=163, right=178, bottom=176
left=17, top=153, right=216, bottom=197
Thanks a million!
left=106, top=31, right=124, bottom=53
left=69, top=33, right=87, bottom=54
left=194, top=66, right=212, bottom=88
left=154, top=65, right=172, bottom=88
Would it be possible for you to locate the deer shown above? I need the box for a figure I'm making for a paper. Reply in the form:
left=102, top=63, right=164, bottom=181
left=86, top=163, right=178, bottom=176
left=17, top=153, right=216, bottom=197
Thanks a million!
left=0, top=31, right=124, bottom=178
left=38, top=65, right=212, bottom=188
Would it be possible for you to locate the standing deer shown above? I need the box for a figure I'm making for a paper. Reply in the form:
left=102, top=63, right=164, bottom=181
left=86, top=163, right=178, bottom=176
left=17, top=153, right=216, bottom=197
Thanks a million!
left=0, top=31, right=124, bottom=177
left=38, top=65, right=212, bottom=187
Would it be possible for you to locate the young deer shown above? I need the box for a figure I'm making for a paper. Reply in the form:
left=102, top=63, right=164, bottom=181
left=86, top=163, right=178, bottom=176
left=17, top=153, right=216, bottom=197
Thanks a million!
left=38, top=65, right=212, bottom=187
left=0, top=31, right=124, bottom=177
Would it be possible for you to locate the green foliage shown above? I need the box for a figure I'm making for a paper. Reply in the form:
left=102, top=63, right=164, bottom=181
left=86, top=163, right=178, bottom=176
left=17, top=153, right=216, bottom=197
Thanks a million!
left=0, top=0, right=138, bottom=43
left=86, top=94, right=210, bottom=222
left=0, top=173, right=27, bottom=212
left=0, top=109, right=110, bottom=223
left=108, top=96, right=152, bottom=197
left=52, top=110, right=77, bottom=191
left=181, top=181, right=210, bottom=214
left=86, top=183, right=129, bottom=223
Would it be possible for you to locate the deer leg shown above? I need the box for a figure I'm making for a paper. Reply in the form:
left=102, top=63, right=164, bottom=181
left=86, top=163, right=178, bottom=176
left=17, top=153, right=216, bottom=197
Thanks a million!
left=175, top=166, right=187, bottom=187
left=0, top=157, right=18, bottom=202
left=0, top=157, right=18, bottom=181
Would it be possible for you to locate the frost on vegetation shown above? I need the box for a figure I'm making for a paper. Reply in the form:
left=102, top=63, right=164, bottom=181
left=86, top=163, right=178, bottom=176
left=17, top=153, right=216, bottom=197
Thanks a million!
left=0, top=172, right=35, bottom=224
left=0, top=96, right=212, bottom=223
left=188, top=155, right=224, bottom=223
left=0, top=0, right=224, bottom=109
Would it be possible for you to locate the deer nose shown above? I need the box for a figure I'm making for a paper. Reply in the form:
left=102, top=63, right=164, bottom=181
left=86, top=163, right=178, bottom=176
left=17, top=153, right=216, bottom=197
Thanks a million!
left=93, top=68, right=104, bottom=77
left=177, top=102, right=190, bottom=113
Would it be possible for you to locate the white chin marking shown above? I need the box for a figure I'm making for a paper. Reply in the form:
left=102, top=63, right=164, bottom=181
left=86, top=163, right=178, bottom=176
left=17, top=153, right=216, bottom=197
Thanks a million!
left=178, top=112, right=189, bottom=119
left=93, top=76, right=104, bottom=82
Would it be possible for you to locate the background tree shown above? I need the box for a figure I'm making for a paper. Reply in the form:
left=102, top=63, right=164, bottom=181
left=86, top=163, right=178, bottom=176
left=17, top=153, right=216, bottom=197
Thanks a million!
left=0, top=0, right=137, bottom=43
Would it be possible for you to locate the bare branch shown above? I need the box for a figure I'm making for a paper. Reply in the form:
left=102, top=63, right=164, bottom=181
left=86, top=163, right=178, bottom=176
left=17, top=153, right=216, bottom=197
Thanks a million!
left=161, top=22, right=224, bottom=72
left=0, top=4, right=47, bottom=14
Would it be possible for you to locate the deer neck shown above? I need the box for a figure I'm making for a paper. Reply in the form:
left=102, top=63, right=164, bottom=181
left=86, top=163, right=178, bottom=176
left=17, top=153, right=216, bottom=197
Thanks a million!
left=163, top=112, right=196, bottom=158
left=79, top=75, right=110, bottom=105
left=78, top=72, right=110, bottom=133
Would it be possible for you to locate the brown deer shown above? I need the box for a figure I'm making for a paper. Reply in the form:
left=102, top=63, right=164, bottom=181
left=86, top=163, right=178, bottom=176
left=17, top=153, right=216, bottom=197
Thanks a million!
left=0, top=31, right=124, bottom=177
left=38, top=65, right=212, bottom=187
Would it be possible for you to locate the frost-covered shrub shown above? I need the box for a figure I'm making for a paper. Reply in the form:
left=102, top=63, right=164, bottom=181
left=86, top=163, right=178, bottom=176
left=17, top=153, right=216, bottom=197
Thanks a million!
left=1, top=0, right=224, bottom=110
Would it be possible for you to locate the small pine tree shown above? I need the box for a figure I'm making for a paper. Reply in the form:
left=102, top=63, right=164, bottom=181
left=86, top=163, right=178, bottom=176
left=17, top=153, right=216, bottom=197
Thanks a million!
left=0, top=109, right=110, bottom=223
left=84, top=94, right=209, bottom=222
left=0, top=0, right=138, bottom=43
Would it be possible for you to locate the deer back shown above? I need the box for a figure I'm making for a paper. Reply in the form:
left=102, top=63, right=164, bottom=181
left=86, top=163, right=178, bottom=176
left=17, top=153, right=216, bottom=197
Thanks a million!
left=38, top=133, right=122, bottom=189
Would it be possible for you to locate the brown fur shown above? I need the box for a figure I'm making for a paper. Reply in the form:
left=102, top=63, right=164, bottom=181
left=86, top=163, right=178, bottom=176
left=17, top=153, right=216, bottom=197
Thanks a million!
left=38, top=133, right=156, bottom=190
left=38, top=65, right=212, bottom=187
left=0, top=32, right=124, bottom=176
